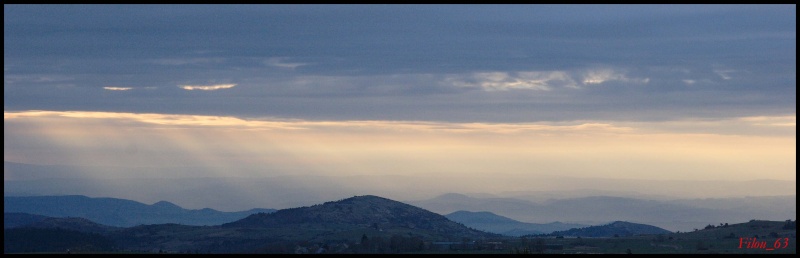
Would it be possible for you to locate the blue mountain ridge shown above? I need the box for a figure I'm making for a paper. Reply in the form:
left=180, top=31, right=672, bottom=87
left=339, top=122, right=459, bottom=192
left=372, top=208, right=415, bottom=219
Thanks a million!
left=4, top=195, right=275, bottom=227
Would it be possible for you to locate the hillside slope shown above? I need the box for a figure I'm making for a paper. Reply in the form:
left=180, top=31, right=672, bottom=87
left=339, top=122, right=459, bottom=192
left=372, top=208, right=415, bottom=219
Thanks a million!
left=545, top=221, right=672, bottom=237
left=446, top=210, right=586, bottom=236
left=224, top=195, right=494, bottom=240
left=4, top=195, right=275, bottom=227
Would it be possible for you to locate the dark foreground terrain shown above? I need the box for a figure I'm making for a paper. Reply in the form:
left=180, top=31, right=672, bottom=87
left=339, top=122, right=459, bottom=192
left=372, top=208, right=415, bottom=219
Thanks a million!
left=4, top=195, right=796, bottom=254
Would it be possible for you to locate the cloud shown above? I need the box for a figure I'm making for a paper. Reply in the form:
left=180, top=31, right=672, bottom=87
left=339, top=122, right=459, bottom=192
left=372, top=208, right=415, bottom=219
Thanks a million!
left=179, top=84, right=236, bottom=91
left=103, top=86, right=133, bottom=91
left=3, top=110, right=305, bottom=130
left=4, top=74, right=73, bottom=85
left=6, top=110, right=793, bottom=137
left=265, top=57, right=308, bottom=69
left=581, top=68, right=649, bottom=86
left=447, top=68, right=653, bottom=91
left=714, top=69, right=734, bottom=80
left=738, top=115, right=796, bottom=127
left=619, top=115, right=796, bottom=137
left=0, top=111, right=636, bottom=134
left=2, top=6, right=793, bottom=124
left=448, top=71, right=576, bottom=91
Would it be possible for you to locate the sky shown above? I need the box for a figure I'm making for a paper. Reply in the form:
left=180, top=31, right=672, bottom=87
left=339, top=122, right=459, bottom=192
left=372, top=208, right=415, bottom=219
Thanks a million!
left=3, top=5, right=796, bottom=208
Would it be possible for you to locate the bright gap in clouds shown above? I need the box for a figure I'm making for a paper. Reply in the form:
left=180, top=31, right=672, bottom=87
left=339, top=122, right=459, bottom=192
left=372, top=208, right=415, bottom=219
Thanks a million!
left=3, top=111, right=795, bottom=182
left=103, top=86, right=133, bottom=91
left=179, top=84, right=237, bottom=91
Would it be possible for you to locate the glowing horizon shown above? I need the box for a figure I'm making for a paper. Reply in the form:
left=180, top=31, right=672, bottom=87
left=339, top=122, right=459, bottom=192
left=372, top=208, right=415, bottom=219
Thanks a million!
left=5, top=110, right=795, bottom=182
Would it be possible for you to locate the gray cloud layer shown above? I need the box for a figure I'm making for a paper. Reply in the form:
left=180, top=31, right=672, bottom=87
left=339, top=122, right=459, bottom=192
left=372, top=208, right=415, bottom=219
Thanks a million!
left=4, top=5, right=795, bottom=122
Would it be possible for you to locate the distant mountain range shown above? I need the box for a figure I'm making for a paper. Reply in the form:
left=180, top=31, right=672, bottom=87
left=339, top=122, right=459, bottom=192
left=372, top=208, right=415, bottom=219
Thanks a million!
left=543, top=221, right=672, bottom=237
left=6, top=193, right=792, bottom=254
left=4, top=191, right=797, bottom=254
left=6, top=161, right=795, bottom=213
left=445, top=210, right=587, bottom=236
left=4, top=195, right=275, bottom=227
left=412, top=193, right=796, bottom=232
left=5, top=195, right=500, bottom=253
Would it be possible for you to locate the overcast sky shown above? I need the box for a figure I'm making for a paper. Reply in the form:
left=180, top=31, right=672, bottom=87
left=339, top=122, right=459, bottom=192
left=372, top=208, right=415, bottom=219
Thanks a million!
left=5, top=4, right=795, bottom=121
left=3, top=5, right=796, bottom=206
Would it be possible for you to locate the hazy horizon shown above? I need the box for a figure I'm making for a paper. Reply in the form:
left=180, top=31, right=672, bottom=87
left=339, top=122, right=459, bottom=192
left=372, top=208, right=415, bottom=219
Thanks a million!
left=4, top=161, right=796, bottom=213
left=4, top=5, right=796, bottom=217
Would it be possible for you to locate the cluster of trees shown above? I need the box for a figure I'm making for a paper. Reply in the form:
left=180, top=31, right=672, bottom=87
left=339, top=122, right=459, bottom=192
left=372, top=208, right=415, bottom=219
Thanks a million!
left=704, top=223, right=729, bottom=230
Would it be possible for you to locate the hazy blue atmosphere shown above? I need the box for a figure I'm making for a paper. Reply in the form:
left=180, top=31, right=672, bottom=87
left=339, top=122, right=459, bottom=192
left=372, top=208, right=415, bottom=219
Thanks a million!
left=4, top=5, right=796, bottom=232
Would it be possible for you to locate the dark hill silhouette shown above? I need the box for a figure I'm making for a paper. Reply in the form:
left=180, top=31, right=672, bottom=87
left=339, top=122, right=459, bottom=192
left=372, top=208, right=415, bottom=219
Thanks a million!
left=544, top=221, right=672, bottom=237
left=112, top=195, right=497, bottom=252
left=445, top=210, right=587, bottom=236
left=4, top=195, right=275, bottom=227
left=25, top=216, right=119, bottom=234
left=224, top=195, right=495, bottom=240
left=4, top=212, right=50, bottom=229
